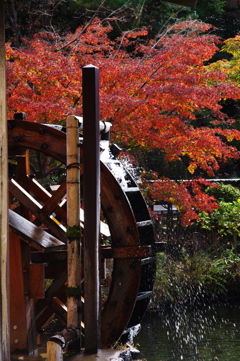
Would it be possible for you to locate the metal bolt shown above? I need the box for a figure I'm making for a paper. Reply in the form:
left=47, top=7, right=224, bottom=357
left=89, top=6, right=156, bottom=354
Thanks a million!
left=38, top=128, right=45, bottom=135
left=13, top=325, right=18, bottom=330
left=14, top=339, right=19, bottom=344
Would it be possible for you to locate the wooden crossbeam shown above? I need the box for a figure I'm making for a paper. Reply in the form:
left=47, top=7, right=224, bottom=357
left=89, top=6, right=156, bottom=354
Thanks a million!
left=9, top=179, right=67, bottom=243
left=25, top=177, right=67, bottom=222
left=9, top=209, right=66, bottom=252
left=18, top=176, right=67, bottom=229
left=35, top=271, right=67, bottom=332
left=101, top=245, right=152, bottom=258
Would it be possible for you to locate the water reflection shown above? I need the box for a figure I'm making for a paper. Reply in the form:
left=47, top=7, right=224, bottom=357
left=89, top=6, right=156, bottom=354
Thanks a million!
left=135, top=301, right=240, bottom=361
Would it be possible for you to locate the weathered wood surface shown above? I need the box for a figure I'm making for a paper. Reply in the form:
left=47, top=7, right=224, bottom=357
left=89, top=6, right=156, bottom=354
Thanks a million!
left=26, top=264, right=45, bottom=300
left=52, top=297, right=67, bottom=316
left=9, top=233, right=29, bottom=351
left=47, top=341, right=63, bottom=361
left=27, top=177, right=67, bottom=224
left=0, top=1, right=10, bottom=358
left=83, top=65, right=101, bottom=353
left=35, top=270, right=67, bottom=332
left=101, top=245, right=151, bottom=259
left=9, top=179, right=67, bottom=243
left=31, top=250, right=67, bottom=264
left=9, top=209, right=66, bottom=252
left=100, top=162, right=141, bottom=347
left=8, top=119, right=67, bottom=163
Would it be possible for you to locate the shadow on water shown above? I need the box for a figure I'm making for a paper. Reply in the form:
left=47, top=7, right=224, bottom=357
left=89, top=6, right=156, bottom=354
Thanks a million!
left=134, top=300, right=240, bottom=361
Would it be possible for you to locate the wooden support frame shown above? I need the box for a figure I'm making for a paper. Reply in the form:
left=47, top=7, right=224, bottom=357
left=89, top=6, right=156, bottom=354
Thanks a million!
left=10, top=234, right=28, bottom=351
left=9, top=179, right=67, bottom=243
left=83, top=65, right=101, bottom=354
left=8, top=120, right=157, bottom=350
left=9, top=209, right=66, bottom=252
left=9, top=148, right=38, bottom=354
left=0, top=1, right=10, bottom=357
left=9, top=233, right=35, bottom=352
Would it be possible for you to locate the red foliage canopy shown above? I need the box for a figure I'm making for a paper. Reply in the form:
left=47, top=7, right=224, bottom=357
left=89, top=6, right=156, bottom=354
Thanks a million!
left=6, top=19, right=240, bottom=224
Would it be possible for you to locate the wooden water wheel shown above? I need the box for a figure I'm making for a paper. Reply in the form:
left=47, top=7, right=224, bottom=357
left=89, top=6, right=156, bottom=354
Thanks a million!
left=8, top=118, right=158, bottom=352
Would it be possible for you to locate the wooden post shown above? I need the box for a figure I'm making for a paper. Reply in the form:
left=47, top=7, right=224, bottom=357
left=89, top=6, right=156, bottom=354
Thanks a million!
left=47, top=341, right=63, bottom=361
left=83, top=65, right=101, bottom=354
left=48, top=115, right=81, bottom=359
left=0, top=1, right=10, bottom=359
left=66, top=115, right=81, bottom=329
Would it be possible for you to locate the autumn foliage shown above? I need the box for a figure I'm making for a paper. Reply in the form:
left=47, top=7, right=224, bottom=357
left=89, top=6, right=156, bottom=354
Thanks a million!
left=6, top=19, right=240, bottom=224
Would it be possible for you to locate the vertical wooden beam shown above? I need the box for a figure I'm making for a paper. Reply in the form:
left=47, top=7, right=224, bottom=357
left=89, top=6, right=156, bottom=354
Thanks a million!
left=10, top=151, right=37, bottom=353
left=83, top=65, right=101, bottom=353
left=67, top=115, right=81, bottom=329
left=0, top=1, right=10, bottom=359
left=9, top=234, right=28, bottom=351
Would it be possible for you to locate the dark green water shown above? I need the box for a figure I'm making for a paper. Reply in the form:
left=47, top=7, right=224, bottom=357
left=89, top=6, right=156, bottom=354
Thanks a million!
left=134, top=301, right=240, bottom=361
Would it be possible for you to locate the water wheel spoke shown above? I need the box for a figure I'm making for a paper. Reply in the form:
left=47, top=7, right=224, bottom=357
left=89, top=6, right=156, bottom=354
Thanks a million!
left=25, top=177, right=67, bottom=221
left=101, top=245, right=151, bottom=259
left=9, top=179, right=67, bottom=243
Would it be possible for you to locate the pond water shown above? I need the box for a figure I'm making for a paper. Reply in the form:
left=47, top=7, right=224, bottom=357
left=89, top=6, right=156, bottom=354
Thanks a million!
left=134, top=300, right=240, bottom=361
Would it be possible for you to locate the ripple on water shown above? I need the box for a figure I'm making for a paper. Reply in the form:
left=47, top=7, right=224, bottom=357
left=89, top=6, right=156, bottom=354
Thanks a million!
left=134, top=300, right=240, bottom=361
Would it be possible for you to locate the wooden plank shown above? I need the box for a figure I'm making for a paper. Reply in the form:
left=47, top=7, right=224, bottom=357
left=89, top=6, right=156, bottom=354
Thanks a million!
left=31, top=250, right=67, bottom=263
left=36, top=296, right=67, bottom=333
left=35, top=271, right=67, bottom=332
left=101, top=245, right=151, bottom=259
left=52, top=297, right=67, bottom=315
left=0, top=1, right=10, bottom=358
left=9, top=209, right=66, bottom=252
left=10, top=233, right=29, bottom=351
left=15, top=152, right=31, bottom=220
left=26, top=264, right=45, bottom=300
left=25, top=177, right=67, bottom=222
left=9, top=179, right=67, bottom=243
left=9, top=234, right=37, bottom=353
left=41, top=180, right=66, bottom=216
